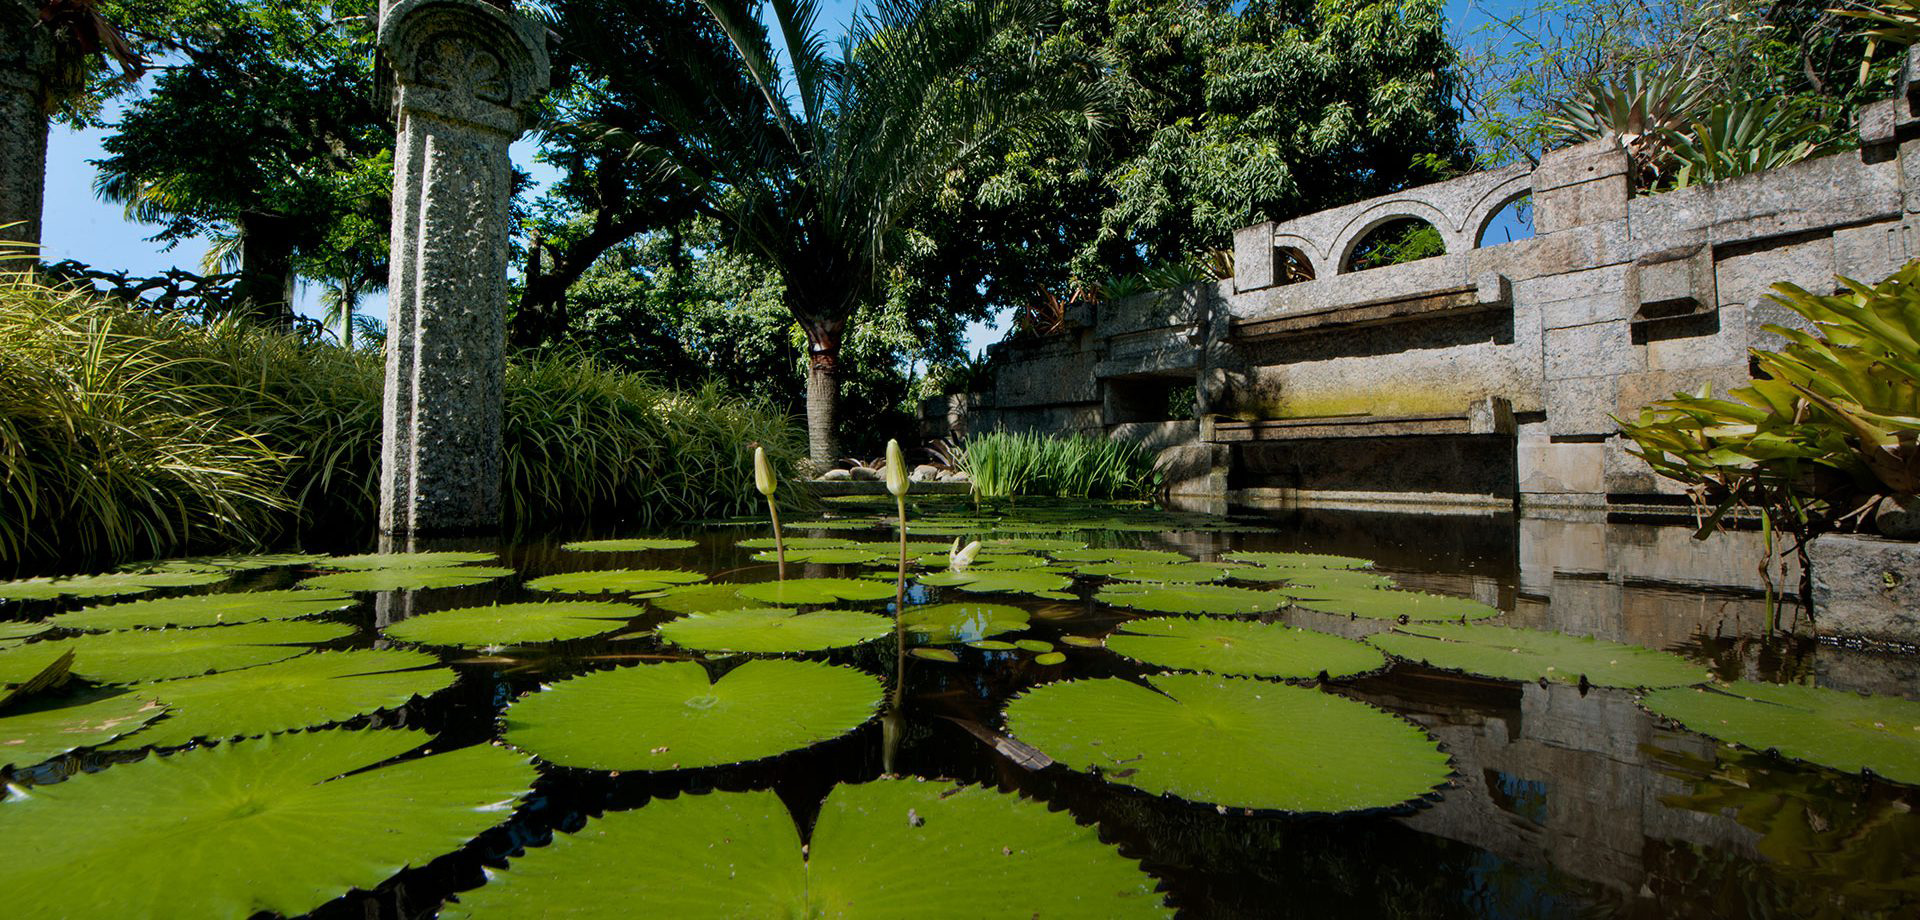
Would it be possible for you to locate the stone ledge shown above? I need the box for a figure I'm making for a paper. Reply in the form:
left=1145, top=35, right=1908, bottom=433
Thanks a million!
left=1810, top=533, right=1920, bottom=645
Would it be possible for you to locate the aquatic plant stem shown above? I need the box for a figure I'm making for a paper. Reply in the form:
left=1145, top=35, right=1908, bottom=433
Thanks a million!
left=892, top=491, right=907, bottom=710
left=767, top=496, right=787, bottom=581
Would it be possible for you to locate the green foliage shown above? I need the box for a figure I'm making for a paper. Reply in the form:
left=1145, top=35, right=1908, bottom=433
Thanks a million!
left=1346, top=219, right=1448, bottom=272
left=657, top=608, right=893, bottom=653
left=48, top=589, right=356, bottom=631
left=958, top=430, right=1160, bottom=500
left=1104, top=616, right=1387, bottom=680
left=1667, top=98, right=1828, bottom=187
left=1644, top=681, right=1920, bottom=784
left=1367, top=623, right=1709, bottom=688
left=0, top=691, right=165, bottom=770
left=382, top=602, right=640, bottom=648
left=0, top=620, right=352, bottom=685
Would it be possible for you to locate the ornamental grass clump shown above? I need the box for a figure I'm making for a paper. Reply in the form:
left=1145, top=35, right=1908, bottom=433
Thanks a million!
left=958, top=430, right=1159, bottom=501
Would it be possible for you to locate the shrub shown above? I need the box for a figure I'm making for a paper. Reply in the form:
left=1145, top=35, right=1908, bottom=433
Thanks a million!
left=958, top=430, right=1160, bottom=500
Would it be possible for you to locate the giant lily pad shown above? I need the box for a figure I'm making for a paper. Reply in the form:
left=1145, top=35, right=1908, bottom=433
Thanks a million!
left=316, top=551, right=500, bottom=570
left=561, top=538, right=698, bottom=552
left=1642, top=682, right=1920, bottom=785
left=1076, top=562, right=1225, bottom=583
left=1105, top=617, right=1386, bottom=680
left=658, top=609, right=891, bottom=653
left=384, top=601, right=638, bottom=648
left=1003, top=674, right=1449, bottom=812
left=440, top=780, right=1169, bottom=919
left=0, top=691, right=166, bottom=768
left=988, top=538, right=1089, bottom=553
left=121, top=553, right=328, bottom=574
left=1368, top=624, right=1709, bottom=689
left=48, top=590, right=357, bottom=631
left=525, top=569, right=707, bottom=595
left=900, top=602, right=1031, bottom=644
left=0, top=620, right=354, bottom=685
left=300, top=567, right=514, bottom=592
left=650, top=583, right=761, bottom=615
left=1, top=622, right=47, bottom=642
left=916, top=570, right=1073, bottom=596
left=503, top=659, right=880, bottom=771
left=0, top=571, right=227, bottom=601
left=736, top=537, right=858, bottom=550
left=1291, top=587, right=1499, bottom=621
left=1052, top=548, right=1191, bottom=565
left=100, top=648, right=456, bottom=751
left=1097, top=582, right=1287, bottom=616
left=751, top=548, right=885, bottom=565
left=1222, top=551, right=1373, bottom=570
left=0, top=729, right=535, bottom=919
left=733, top=578, right=896, bottom=606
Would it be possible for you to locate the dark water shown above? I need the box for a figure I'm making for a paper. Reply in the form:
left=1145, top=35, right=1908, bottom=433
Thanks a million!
left=7, top=505, right=1920, bottom=919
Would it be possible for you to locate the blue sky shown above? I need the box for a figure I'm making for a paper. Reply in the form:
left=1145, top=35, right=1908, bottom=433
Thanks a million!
left=41, top=0, right=1522, bottom=351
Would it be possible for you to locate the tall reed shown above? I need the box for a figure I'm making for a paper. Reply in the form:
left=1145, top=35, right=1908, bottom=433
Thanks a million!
left=958, top=430, right=1160, bottom=500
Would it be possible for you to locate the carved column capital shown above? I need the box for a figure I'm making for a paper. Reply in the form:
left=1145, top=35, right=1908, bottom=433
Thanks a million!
left=379, top=0, right=549, bottom=135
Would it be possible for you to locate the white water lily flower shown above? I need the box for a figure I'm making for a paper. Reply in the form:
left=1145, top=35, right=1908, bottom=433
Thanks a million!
left=949, top=540, right=982, bottom=572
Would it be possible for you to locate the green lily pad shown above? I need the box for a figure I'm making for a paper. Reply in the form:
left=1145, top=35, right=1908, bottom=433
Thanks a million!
left=900, top=603, right=1031, bottom=643
left=316, top=551, right=500, bottom=570
left=1642, top=682, right=1920, bottom=785
left=1052, top=548, right=1191, bottom=565
left=0, top=620, right=354, bottom=685
left=384, top=602, right=638, bottom=648
left=561, top=538, right=698, bottom=552
left=1221, top=551, right=1373, bottom=570
left=120, top=553, right=328, bottom=574
left=1061, top=635, right=1104, bottom=649
left=650, top=583, right=761, bottom=615
left=0, top=571, right=228, bottom=601
left=751, top=548, right=885, bottom=565
left=300, top=567, right=515, bottom=592
left=100, top=648, right=456, bottom=751
left=1003, top=674, right=1450, bottom=812
left=910, top=648, right=961, bottom=663
left=1097, top=583, right=1288, bottom=616
left=1106, top=617, right=1385, bottom=680
left=439, top=780, right=1169, bottom=918
left=917, top=570, right=1074, bottom=596
left=968, top=640, right=1018, bottom=651
left=1034, top=652, right=1067, bottom=666
left=733, top=578, right=897, bottom=606
left=1273, top=569, right=1396, bottom=590
left=988, top=538, right=1089, bottom=553
left=1014, top=639, right=1053, bottom=653
left=0, top=729, right=535, bottom=919
left=1291, top=587, right=1499, bottom=621
left=524, top=569, right=706, bottom=594
left=48, top=590, right=358, bottom=631
left=503, top=659, right=880, bottom=771
left=736, top=537, right=858, bottom=550
left=0, top=691, right=167, bottom=768
left=1368, top=624, right=1708, bottom=688
left=1, top=622, right=47, bottom=642
left=658, top=609, right=891, bottom=653
left=908, top=551, right=1052, bottom=570
left=1077, top=562, right=1224, bottom=583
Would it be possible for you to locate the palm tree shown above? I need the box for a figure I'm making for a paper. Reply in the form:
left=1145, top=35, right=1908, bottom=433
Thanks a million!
left=563, top=0, right=1105, bottom=461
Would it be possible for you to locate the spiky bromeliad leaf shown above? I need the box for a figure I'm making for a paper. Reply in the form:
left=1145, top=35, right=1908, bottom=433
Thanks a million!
left=0, top=729, right=536, bottom=919
left=1291, top=586, right=1498, bottom=621
left=560, top=538, right=699, bottom=552
left=1642, top=682, right=1920, bottom=785
left=1368, top=624, right=1708, bottom=689
left=1003, top=674, right=1450, bottom=812
left=0, top=691, right=167, bottom=768
left=315, top=551, right=501, bottom=570
left=900, top=602, right=1031, bottom=644
left=733, top=577, right=896, bottom=605
left=0, top=571, right=228, bottom=601
left=382, top=601, right=639, bottom=648
left=440, top=780, right=1170, bottom=918
left=502, top=659, right=880, bottom=771
left=916, top=569, right=1073, bottom=596
left=100, top=649, right=456, bottom=751
left=48, top=590, right=358, bottom=631
left=1104, top=617, right=1386, bottom=680
left=1096, top=582, right=1288, bottom=616
left=299, top=567, right=515, bottom=592
left=524, top=569, right=709, bottom=595
left=657, top=609, right=892, bottom=653
left=0, top=620, right=354, bottom=685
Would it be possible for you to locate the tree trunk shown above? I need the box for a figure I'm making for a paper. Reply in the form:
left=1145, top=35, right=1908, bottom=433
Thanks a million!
left=0, top=26, right=48, bottom=249
left=806, top=348, right=840, bottom=463
left=339, top=275, right=358, bottom=348
left=235, top=211, right=298, bottom=329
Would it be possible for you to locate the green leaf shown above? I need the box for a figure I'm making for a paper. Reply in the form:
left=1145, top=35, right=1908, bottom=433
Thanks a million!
left=1368, top=624, right=1709, bottom=688
left=1, top=622, right=48, bottom=642
left=733, top=577, right=896, bottom=605
left=101, top=649, right=456, bottom=751
left=0, top=572, right=228, bottom=601
left=1643, top=682, right=1920, bottom=784
left=1076, top=562, right=1224, bottom=583
left=910, top=647, right=961, bottom=663
left=523, top=569, right=706, bottom=594
left=1051, top=548, right=1190, bottom=564
left=752, top=548, right=886, bottom=564
left=384, top=602, right=639, bottom=648
left=0, top=729, right=536, bottom=919
left=1014, top=639, right=1053, bottom=653
left=1034, top=651, right=1067, bottom=665
left=503, top=659, right=880, bottom=771
left=987, top=538, right=1089, bottom=553
left=561, top=538, right=698, bottom=552
left=1221, top=551, right=1373, bottom=570
left=441, top=780, right=1169, bottom=918
left=900, top=602, right=1031, bottom=643
left=916, top=570, right=1074, bottom=596
left=1097, top=583, right=1288, bottom=616
left=120, top=553, right=327, bottom=573
left=0, top=691, right=166, bottom=768
left=48, top=590, right=357, bottom=631
left=1106, top=617, right=1386, bottom=680
left=736, top=536, right=857, bottom=550
left=1003, top=674, right=1450, bottom=812
left=650, top=583, right=761, bottom=614
left=299, top=567, right=515, bottom=592
left=658, top=609, right=892, bottom=653
left=316, top=551, right=500, bottom=570
left=1291, top=587, right=1499, bottom=621
left=0, top=620, right=354, bottom=685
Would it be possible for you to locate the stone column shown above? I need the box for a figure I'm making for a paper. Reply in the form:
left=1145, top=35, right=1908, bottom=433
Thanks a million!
left=0, top=0, right=51, bottom=248
left=377, top=0, right=548, bottom=535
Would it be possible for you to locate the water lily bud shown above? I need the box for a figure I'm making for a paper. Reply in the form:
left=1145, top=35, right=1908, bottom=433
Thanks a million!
left=754, top=446, right=777, bottom=497
left=950, top=540, right=982, bottom=572
left=950, top=536, right=962, bottom=556
left=884, top=439, right=909, bottom=497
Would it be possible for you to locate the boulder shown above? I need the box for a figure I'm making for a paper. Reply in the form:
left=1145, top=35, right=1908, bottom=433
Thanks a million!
left=819, top=468, right=853, bottom=482
left=850, top=466, right=882, bottom=481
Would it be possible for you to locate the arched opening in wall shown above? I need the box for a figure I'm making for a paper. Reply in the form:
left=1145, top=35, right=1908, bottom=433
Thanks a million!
left=1476, top=193, right=1535, bottom=248
left=1276, top=246, right=1315, bottom=285
left=1344, top=217, right=1446, bottom=273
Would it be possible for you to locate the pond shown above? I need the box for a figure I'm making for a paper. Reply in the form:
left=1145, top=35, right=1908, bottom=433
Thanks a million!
left=2, top=496, right=1918, bottom=918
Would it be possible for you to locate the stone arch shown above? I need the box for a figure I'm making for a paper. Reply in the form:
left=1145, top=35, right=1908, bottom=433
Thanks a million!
left=1470, top=175, right=1537, bottom=248
left=1332, top=199, right=1457, bottom=273
left=1340, top=214, right=1449, bottom=274
left=1271, top=232, right=1330, bottom=282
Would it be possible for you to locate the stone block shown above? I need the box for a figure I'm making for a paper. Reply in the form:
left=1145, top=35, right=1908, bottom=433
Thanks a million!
left=1533, top=137, right=1630, bottom=192
left=1627, top=184, right=1712, bottom=247
left=1831, top=220, right=1910, bottom=283
left=1857, top=97, right=1900, bottom=147
left=1537, top=292, right=1630, bottom=330
left=1713, top=236, right=1837, bottom=310
left=1468, top=218, right=1633, bottom=283
left=1534, top=176, right=1630, bottom=235
left=1708, top=153, right=1901, bottom=246
left=1634, top=244, right=1714, bottom=319
left=1645, top=304, right=1749, bottom=371
left=1545, top=321, right=1638, bottom=380
left=1547, top=374, right=1620, bottom=436
left=1518, top=441, right=1606, bottom=494
left=1809, top=533, right=1920, bottom=645
left=1234, top=222, right=1276, bottom=292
